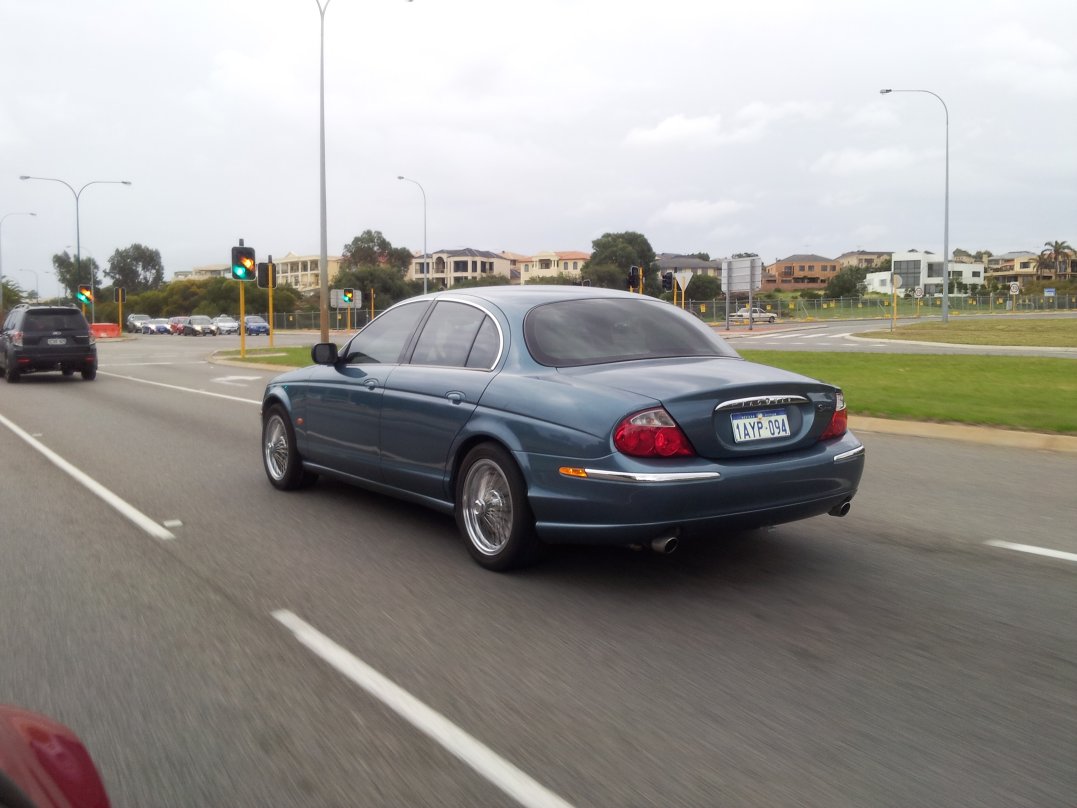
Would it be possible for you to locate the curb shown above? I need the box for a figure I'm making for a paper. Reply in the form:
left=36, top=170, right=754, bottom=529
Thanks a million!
left=849, top=416, right=1077, bottom=454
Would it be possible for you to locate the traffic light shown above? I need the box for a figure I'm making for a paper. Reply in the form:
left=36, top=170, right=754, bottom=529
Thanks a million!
left=231, top=246, right=256, bottom=281
left=628, top=265, right=640, bottom=290
left=256, top=262, right=277, bottom=289
left=341, top=288, right=355, bottom=305
left=77, top=284, right=94, bottom=304
left=114, top=287, right=127, bottom=303
left=662, top=272, right=673, bottom=291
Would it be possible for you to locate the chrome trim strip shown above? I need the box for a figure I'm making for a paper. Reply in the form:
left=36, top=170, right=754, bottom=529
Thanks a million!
left=715, top=395, right=809, bottom=412
left=571, top=469, right=721, bottom=483
left=833, top=444, right=865, bottom=463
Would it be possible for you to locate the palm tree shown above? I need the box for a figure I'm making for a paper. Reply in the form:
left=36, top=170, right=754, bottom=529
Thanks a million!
left=1040, top=240, right=1074, bottom=278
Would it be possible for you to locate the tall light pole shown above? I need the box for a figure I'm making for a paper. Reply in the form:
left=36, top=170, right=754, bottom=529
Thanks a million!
left=879, top=88, right=950, bottom=322
left=397, top=175, right=428, bottom=294
left=18, top=269, right=40, bottom=301
left=0, top=211, right=37, bottom=316
left=19, top=176, right=132, bottom=324
left=315, top=0, right=332, bottom=343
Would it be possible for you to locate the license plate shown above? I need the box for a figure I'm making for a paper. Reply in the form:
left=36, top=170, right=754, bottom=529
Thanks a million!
left=47, top=338, right=67, bottom=345
left=731, top=409, right=791, bottom=443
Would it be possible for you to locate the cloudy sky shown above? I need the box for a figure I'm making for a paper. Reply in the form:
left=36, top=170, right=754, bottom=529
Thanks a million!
left=2, top=0, right=1075, bottom=294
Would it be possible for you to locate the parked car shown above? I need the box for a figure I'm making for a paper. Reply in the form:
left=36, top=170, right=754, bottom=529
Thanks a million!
left=183, top=315, right=218, bottom=336
left=126, top=313, right=150, bottom=333
left=169, top=316, right=190, bottom=335
left=0, top=304, right=97, bottom=382
left=213, top=315, right=239, bottom=335
left=260, top=287, right=864, bottom=570
left=141, top=317, right=171, bottom=334
left=731, top=306, right=777, bottom=324
left=244, top=315, right=269, bottom=336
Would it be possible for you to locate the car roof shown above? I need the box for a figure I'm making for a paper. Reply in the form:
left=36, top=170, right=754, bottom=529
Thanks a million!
left=416, top=285, right=660, bottom=317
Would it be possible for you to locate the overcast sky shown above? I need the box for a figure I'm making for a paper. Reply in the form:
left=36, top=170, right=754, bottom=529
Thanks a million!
left=2, top=0, right=1075, bottom=294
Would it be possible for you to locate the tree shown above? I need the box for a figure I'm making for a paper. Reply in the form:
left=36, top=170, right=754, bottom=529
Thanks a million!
left=1041, top=240, right=1074, bottom=275
left=581, top=263, right=632, bottom=290
left=685, top=274, right=720, bottom=300
left=586, top=231, right=656, bottom=273
left=824, top=266, right=867, bottom=298
left=104, top=244, right=165, bottom=292
left=341, top=230, right=414, bottom=272
left=52, top=251, right=101, bottom=300
left=953, top=248, right=972, bottom=260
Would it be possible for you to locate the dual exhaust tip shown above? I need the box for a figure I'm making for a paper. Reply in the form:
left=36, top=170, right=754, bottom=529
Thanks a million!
left=829, top=499, right=852, bottom=517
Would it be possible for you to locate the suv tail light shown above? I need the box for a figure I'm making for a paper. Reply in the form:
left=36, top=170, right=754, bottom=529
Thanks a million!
left=819, top=391, right=847, bottom=441
left=10, top=330, right=22, bottom=347
left=614, top=407, right=695, bottom=458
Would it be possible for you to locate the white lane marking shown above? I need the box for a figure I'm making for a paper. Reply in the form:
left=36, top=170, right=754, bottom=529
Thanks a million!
left=272, top=610, right=577, bottom=808
left=0, top=412, right=175, bottom=541
left=985, top=540, right=1077, bottom=563
left=163, top=520, right=184, bottom=528
left=98, top=371, right=261, bottom=405
left=213, top=375, right=263, bottom=387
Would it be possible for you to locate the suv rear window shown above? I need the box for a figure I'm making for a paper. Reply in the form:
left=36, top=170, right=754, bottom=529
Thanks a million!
left=22, top=311, right=88, bottom=332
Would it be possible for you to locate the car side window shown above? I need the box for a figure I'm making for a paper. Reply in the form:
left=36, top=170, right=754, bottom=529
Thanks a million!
left=465, top=316, right=500, bottom=369
left=410, top=301, right=488, bottom=368
left=343, top=301, right=429, bottom=365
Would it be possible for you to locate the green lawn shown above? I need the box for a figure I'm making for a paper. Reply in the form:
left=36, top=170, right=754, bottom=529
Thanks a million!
left=740, top=351, right=1077, bottom=434
left=861, top=318, right=1077, bottom=347
left=216, top=347, right=312, bottom=366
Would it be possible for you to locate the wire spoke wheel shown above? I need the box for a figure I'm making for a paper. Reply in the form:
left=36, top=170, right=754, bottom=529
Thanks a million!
left=456, top=444, right=540, bottom=570
left=264, top=413, right=291, bottom=482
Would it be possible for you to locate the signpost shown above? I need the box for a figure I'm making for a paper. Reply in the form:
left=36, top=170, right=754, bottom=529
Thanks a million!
left=674, top=270, right=693, bottom=309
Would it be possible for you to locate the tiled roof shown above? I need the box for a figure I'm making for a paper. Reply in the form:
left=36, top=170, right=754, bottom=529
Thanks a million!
left=776, top=254, right=836, bottom=263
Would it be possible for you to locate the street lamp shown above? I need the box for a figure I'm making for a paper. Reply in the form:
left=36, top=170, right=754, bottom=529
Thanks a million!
left=397, top=175, right=428, bottom=294
left=0, top=211, right=37, bottom=315
left=20, top=175, right=132, bottom=324
left=879, top=88, right=950, bottom=322
left=19, top=269, right=40, bottom=301
left=315, top=0, right=332, bottom=343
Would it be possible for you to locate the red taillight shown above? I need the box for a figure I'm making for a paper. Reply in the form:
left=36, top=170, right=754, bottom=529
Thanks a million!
left=11, top=330, right=22, bottom=347
left=614, top=407, right=695, bottom=458
left=819, top=391, right=847, bottom=441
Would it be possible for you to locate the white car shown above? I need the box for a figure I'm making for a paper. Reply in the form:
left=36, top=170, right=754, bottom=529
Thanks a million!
left=213, top=315, right=240, bottom=335
left=731, top=307, right=776, bottom=324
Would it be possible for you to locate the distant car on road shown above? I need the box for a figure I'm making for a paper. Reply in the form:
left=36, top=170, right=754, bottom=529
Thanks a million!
left=731, top=307, right=777, bottom=324
left=245, top=315, right=269, bottom=336
left=183, top=315, right=218, bottom=336
left=126, top=313, right=150, bottom=333
left=169, top=316, right=190, bottom=335
left=213, top=315, right=239, bottom=335
left=141, top=317, right=171, bottom=334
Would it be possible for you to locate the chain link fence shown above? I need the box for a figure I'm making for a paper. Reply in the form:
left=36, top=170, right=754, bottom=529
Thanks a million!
left=680, top=294, right=1077, bottom=323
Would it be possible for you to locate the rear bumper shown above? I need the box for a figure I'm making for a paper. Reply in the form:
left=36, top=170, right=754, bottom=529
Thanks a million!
left=12, top=347, right=96, bottom=371
left=520, top=432, right=865, bottom=545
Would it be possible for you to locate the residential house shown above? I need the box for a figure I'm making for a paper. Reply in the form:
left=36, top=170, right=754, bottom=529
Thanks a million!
left=404, top=248, right=512, bottom=288
left=763, top=254, right=841, bottom=290
left=835, top=250, right=890, bottom=269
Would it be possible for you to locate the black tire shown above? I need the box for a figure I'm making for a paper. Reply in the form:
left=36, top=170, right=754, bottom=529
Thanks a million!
left=81, top=367, right=96, bottom=381
left=262, top=404, right=316, bottom=490
left=455, top=443, right=541, bottom=571
left=5, top=364, right=19, bottom=383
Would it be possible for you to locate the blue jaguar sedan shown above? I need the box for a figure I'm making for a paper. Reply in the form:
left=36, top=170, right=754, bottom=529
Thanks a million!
left=261, top=286, right=864, bottom=570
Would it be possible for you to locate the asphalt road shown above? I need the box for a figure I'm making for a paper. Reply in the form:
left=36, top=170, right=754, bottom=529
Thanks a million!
left=0, top=334, right=1074, bottom=807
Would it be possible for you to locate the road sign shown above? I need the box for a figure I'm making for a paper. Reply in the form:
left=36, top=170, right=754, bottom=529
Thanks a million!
left=891, top=274, right=902, bottom=289
left=913, top=286, right=924, bottom=299
left=674, top=270, right=694, bottom=291
left=1045, top=288, right=1056, bottom=297
left=1009, top=282, right=1021, bottom=295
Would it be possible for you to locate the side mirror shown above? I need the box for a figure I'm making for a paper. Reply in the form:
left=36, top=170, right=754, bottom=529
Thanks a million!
left=311, top=342, right=339, bottom=365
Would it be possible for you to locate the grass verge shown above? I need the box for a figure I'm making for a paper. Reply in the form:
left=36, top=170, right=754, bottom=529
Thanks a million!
left=740, top=351, right=1077, bottom=434
left=858, top=317, right=1077, bottom=347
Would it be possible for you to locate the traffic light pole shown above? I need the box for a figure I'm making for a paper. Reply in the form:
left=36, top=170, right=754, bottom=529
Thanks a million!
left=238, top=238, right=247, bottom=359
left=267, top=254, right=274, bottom=349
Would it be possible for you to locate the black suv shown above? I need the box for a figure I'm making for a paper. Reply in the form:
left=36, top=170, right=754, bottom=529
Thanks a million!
left=0, top=304, right=97, bottom=382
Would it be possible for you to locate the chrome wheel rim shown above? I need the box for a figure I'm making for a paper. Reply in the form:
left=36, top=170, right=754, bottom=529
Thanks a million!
left=461, top=459, right=512, bottom=555
left=264, top=414, right=290, bottom=481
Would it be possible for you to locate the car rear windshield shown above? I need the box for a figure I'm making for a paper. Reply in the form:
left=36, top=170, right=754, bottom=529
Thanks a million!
left=523, top=298, right=736, bottom=367
left=22, top=311, right=88, bottom=332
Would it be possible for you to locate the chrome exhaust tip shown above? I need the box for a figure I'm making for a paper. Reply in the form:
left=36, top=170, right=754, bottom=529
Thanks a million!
left=651, top=535, right=679, bottom=554
left=829, top=500, right=852, bottom=517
